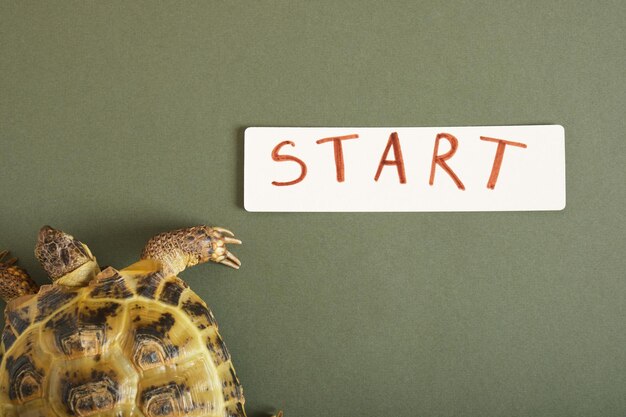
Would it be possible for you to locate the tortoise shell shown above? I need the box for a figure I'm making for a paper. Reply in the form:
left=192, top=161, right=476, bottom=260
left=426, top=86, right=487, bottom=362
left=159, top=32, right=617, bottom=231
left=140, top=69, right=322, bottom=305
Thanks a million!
left=0, top=260, right=244, bottom=417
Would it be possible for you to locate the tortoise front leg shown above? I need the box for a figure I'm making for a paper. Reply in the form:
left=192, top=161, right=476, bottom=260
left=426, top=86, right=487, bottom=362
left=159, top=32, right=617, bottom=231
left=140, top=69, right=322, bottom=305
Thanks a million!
left=0, top=250, right=39, bottom=303
left=141, top=225, right=242, bottom=276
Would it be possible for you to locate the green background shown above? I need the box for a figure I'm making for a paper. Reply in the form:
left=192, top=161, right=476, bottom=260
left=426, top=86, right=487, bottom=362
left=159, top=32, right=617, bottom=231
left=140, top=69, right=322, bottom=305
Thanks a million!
left=1, top=1, right=625, bottom=416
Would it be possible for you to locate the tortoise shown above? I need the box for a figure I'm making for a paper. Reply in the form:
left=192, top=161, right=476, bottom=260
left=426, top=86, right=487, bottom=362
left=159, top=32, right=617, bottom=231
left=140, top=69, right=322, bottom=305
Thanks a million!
left=0, top=225, right=276, bottom=417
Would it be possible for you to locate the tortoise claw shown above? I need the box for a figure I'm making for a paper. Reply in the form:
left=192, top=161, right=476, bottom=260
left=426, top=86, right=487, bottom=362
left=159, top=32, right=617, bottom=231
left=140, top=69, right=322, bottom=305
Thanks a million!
left=224, top=237, right=242, bottom=245
left=209, top=227, right=242, bottom=269
left=0, top=250, right=17, bottom=266
left=213, top=227, right=235, bottom=237
left=226, top=251, right=241, bottom=266
left=220, top=259, right=240, bottom=269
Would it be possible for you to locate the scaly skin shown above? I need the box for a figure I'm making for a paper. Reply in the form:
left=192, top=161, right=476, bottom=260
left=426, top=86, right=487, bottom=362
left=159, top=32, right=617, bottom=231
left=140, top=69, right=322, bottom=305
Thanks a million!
left=34, top=226, right=96, bottom=280
left=0, top=251, right=39, bottom=303
left=140, top=225, right=242, bottom=276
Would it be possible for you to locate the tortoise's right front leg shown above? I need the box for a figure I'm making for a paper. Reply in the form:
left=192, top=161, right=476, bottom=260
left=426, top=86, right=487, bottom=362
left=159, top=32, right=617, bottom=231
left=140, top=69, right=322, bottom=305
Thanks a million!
left=141, top=225, right=242, bottom=276
left=0, top=250, right=39, bottom=303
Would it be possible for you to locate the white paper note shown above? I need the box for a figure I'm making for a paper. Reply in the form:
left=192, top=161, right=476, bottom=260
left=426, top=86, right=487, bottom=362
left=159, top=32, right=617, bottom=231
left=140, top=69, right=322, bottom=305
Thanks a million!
left=244, top=125, right=565, bottom=212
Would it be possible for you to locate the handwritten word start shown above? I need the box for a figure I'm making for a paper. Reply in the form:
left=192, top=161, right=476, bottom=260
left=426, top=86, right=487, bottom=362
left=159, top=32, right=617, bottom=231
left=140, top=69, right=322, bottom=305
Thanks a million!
left=243, top=126, right=565, bottom=212
left=271, top=132, right=527, bottom=190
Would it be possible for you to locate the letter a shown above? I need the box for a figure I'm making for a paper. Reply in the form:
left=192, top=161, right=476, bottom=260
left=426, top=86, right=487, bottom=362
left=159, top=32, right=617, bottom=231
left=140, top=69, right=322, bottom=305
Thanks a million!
left=374, top=132, right=406, bottom=184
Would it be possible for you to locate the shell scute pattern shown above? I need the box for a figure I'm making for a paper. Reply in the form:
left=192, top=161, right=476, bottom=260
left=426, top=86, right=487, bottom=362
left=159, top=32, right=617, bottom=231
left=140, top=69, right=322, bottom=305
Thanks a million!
left=179, top=291, right=218, bottom=331
left=0, top=265, right=245, bottom=417
left=158, top=280, right=188, bottom=307
left=138, top=358, right=224, bottom=417
left=35, top=286, right=79, bottom=322
left=89, top=267, right=133, bottom=300
left=0, top=330, right=53, bottom=413
left=135, top=269, right=165, bottom=301
left=48, top=349, right=138, bottom=416
left=1, top=325, right=18, bottom=354
left=40, top=299, right=126, bottom=360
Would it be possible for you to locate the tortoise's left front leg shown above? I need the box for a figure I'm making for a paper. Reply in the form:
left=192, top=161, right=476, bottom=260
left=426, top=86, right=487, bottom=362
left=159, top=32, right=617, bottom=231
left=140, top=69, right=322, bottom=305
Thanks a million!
left=0, top=251, right=39, bottom=303
left=141, top=226, right=242, bottom=276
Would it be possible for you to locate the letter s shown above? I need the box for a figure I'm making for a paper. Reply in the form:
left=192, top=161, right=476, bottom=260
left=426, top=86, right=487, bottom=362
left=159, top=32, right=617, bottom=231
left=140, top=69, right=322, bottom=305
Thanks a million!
left=271, top=140, right=308, bottom=186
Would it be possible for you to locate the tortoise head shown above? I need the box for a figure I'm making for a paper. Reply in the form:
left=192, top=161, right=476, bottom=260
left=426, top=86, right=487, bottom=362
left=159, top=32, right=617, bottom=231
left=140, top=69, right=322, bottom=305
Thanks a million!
left=35, top=226, right=100, bottom=286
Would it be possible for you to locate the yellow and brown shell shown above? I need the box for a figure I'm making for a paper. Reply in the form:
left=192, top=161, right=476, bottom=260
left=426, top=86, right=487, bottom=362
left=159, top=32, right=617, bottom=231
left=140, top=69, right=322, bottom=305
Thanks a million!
left=0, top=260, right=244, bottom=417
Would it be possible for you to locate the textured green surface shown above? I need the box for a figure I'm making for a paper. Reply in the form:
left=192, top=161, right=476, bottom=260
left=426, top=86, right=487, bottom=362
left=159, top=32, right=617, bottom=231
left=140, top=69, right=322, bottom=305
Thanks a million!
left=1, top=1, right=625, bottom=416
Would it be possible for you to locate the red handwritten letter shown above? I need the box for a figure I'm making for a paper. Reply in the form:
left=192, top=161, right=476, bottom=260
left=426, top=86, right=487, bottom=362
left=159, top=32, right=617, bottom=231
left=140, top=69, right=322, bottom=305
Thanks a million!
left=480, top=136, right=528, bottom=189
left=374, top=132, right=406, bottom=184
left=429, top=133, right=465, bottom=190
left=316, top=134, right=359, bottom=182
left=271, top=140, right=308, bottom=186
